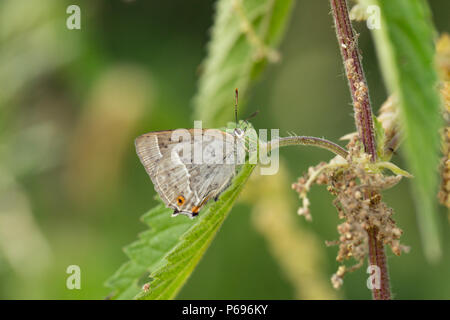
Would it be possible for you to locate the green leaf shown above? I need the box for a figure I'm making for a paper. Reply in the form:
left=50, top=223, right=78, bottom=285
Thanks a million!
left=361, top=0, right=443, bottom=261
left=105, top=162, right=255, bottom=300
left=373, top=115, right=387, bottom=161
left=106, top=0, right=295, bottom=299
left=105, top=122, right=256, bottom=300
left=193, top=0, right=295, bottom=126
left=104, top=201, right=196, bottom=299
left=136, top=163, right=255, bottom=300
left=376, top=161, right=413, bottom=178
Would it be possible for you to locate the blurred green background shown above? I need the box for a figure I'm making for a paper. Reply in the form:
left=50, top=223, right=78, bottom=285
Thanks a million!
left=0, top=0, right=449, bottom=299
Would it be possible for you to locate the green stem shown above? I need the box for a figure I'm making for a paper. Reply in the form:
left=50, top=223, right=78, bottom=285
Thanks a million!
left=267, top=136, right=348, bottom=159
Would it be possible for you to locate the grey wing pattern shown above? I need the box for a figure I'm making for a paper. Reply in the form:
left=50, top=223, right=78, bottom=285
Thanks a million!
left=135, top=132, right=194, bottom=209
left=135, top=128, right=241, bottom=217
left=186, top=130, right=237, bottom=205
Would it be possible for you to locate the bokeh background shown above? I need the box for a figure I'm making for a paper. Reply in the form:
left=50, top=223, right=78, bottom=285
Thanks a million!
left=0, top=0, right=449, bottom=299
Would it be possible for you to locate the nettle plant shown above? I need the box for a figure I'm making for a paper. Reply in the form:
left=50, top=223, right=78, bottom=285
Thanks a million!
left=106, top=0, right=447, bottom=300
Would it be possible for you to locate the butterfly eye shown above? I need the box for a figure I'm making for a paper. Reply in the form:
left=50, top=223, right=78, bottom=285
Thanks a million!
left=177, top=196, right=185, bottom=206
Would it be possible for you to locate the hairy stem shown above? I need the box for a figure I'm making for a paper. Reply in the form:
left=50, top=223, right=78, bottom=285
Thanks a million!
left=330, top=0, right=391, bottom=300
left=267, top=136, right=348, bottom=158
left=330, top=0, right=376, bottom=160
left=367, top=227, right=391, bottom=300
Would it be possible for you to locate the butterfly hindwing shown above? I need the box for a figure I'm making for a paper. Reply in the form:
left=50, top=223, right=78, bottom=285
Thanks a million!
left=135, top=131, right=194, bottom=212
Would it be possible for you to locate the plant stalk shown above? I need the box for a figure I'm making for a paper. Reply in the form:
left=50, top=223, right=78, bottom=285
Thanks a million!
left=330, top=0, right=391, bottom=300
left=330, top=0, right=376, bottom=160
left=267, top=136, right=349, bottom=159
left=367, top=227, right=391, bottom=300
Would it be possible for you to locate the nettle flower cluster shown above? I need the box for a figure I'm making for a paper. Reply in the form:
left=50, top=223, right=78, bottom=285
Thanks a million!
left=290, top=32, right=450, bottom=290
left=292, top=133, right=410, bottom=288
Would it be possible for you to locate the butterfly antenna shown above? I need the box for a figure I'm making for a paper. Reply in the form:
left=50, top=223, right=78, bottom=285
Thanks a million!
left=235, top=88, right=239, bottom=127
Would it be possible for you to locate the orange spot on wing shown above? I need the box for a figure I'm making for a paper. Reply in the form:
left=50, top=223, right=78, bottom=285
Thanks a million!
left=191, top=206, right=200, bottom=214
left=191, top=195, right=212, bottom=215
left=177, top=196, right=185, bottom=205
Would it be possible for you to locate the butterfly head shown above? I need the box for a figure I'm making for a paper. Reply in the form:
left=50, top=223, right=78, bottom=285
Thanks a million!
left=233, top=127, right=244, bottom=138
left=226, top=119, right=251, bottom=137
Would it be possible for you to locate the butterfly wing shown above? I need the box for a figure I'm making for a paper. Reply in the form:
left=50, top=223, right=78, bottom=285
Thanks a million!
left=135, top=131, right=194, bottom=212
left=185, top=131, right=237, bottom=212
left=135, top=129, right=238, bottom=218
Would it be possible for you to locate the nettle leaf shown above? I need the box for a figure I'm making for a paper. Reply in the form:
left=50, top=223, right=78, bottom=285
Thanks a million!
left=373, top=115, right=387, bottom=161
left=106, top=0, right=295, bottom=300
left=105, top=201, right=195, bottom=299
left=105, top=163, right=255, bottom=300
left=361, top=0, right=443, bottom=260
left=136, top=163, right=255, bottom=300
left=193, top=0, right=295, bottom=126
